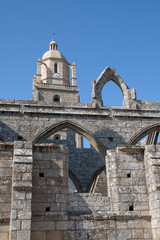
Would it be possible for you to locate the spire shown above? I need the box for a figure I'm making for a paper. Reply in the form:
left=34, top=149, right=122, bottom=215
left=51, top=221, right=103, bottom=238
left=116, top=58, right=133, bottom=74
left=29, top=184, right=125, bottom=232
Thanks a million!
left=49, top=33, right=58, bottom=51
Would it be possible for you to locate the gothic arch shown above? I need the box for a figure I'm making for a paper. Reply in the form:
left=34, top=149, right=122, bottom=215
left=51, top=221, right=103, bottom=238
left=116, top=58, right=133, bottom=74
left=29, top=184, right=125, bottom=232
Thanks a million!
left=33, top=120, right=106, bottom=159
left=128, top=123, right=160, bottom=145
left=89, top=165, right=106, bottom=193
left=91, top=67, right=136, bottom=107
left=69, top=169, right=81, bottom=192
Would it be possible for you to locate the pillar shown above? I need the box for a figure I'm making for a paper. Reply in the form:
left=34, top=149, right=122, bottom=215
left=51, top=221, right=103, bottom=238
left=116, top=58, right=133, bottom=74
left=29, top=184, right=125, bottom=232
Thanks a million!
left=9, top=141, right=33, bottom=240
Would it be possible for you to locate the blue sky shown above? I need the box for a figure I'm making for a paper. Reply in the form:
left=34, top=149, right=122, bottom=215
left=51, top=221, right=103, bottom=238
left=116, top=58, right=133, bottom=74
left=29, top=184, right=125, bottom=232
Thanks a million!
left=0, top=0, right=160, bottom=106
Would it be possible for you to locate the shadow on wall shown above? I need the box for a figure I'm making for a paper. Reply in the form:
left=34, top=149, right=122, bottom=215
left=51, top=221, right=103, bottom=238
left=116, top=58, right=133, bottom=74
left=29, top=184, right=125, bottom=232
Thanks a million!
left=68, top=126, right=125, bottom=193
left=68, top=148, right=104, bottom=192
left=94, top=127, right=126, bottom=149
left=0, top=120, right=25, bottom=142
left=34, top=121, right=125, bottom=194
left=33, top=120, right=125, bottom=194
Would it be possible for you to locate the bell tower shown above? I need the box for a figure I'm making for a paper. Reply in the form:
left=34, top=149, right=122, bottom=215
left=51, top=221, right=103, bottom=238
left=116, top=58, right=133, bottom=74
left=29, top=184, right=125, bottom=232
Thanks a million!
left=32, top=37, right=80, bottom=104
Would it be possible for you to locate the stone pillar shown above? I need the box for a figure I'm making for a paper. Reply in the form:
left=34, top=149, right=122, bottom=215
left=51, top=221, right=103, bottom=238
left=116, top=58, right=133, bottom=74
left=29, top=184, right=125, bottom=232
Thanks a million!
left=32, top=76, right=39, bottom=101
left=71, top=62, right=77, bottom=86
left=106, top=146, right=148, bottom=213
left=31, top=144, right=69, bottom=240
left=123, top=88, right=136, bottom=108
left=75, top=133, right=83, bottom=148
left=36, top=58, right=41, bottom=83
left=144, top=145, right=160, bottom=239
left=9, top=141, right=33, bottom=240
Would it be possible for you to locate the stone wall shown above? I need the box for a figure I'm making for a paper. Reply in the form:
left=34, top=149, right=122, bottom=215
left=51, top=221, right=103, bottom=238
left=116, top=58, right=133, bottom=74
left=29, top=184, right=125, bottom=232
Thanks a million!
left=144, top=145, right=160, bottom=239
left=106, top=146, right=149, bottom=214
left=31, top=144, right=68, bottom=240
left=9, top=141, right=33, bottom=240
left=0, top=142, right=157, bottom=239
left=1, top=98, right=160, bottom=192
left=0, top=143, right=13, bottom=240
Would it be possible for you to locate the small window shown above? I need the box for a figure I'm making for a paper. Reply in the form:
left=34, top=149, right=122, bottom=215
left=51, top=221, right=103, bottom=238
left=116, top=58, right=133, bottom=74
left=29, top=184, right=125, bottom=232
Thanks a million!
left=127, top=173, right=131, bottom=178
left=39, top=173, right=44, bottom=177
left=54, top=134, right=60, bottom=140
left=108, top=137, right=113, bottom=142
left=129, top=205, right=134, bottom=211
left=54, top=63, right=58, bottom=73
left=46, top=207, right=50, bottom=212
left=17, top=136, right=23, bottom=141
left=53, top=95, right=60, bottom=102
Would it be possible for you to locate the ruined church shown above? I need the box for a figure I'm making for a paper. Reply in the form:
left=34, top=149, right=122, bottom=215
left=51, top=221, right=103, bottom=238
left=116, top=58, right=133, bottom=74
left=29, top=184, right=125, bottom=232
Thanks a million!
left=0, top=38, right=160, bottom=240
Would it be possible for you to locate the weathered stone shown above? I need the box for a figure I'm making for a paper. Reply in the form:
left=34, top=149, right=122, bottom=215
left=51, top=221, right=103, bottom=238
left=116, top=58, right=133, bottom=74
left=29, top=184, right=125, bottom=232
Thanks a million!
left=1, top=38, right=160, bottom=240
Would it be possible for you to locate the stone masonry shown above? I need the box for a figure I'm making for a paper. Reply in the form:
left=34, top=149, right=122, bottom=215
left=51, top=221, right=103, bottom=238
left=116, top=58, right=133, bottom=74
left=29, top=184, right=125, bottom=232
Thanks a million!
left=0, top=38, right=160, bottom=239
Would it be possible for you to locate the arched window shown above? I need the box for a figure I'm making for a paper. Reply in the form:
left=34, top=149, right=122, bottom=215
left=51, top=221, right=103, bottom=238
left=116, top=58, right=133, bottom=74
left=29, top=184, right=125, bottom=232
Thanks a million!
left=54, top=63, right=58, bottom=73
left=53, top=95, right=60, bottom=102
left=102, top=80, right=123, bottom=106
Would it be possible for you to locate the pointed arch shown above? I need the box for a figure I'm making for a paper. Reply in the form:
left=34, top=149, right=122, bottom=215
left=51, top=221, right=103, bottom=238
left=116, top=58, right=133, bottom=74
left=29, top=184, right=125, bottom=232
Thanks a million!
left=89, top=165, right=106, bottom=193
left=128, top=123, right=160, bottom=145
left=33, top=120, right=106, bottom=159
left=69, top=169, right=81, bottom=192
left=91, top=67, right=136, bottom=107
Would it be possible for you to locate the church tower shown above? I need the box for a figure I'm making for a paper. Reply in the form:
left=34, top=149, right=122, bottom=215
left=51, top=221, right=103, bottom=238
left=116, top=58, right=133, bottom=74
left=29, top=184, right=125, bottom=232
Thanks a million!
left=32, top=38, right=80, bottom=103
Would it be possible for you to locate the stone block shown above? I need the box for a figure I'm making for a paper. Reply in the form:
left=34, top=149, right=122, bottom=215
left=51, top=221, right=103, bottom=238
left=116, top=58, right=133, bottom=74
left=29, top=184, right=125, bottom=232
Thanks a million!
left=9, top=231, right=17, bottom=240
left=116, top=229, right=131, bottom=240
left=46, top=231, right=63, bottom=240
left=0, top=233, right=9, bottom=240
left=10, top=220, right=20, bottom=230
left=14, top=149, right=32, bottom=156
left=56, top=220, right=75, bottom=231
left=11, top=210, right=17, bottom=219
left=14, top=156, right=33, bottom=163
left=13, top=191, right=25, bottom=200
left=14, top=163, right=26, bottom=172
left=116, top=220, right=128, bottom=229
left=31, top=231, right=46, bottom=240
left=32, top=221, right=55, bottom=231
left=17, top=230, right=31, bottom=240
left=132, top=229, right=143, bottom=238
left=0, top=223, right=9, bottom=232
left=18, top=210, right=31, bottom=219
left=128, top=219, right=151, bottom=229
left=13, top=181, right=32, bottom=189
left=22, top=220, right=31, bottom=230
left=26, top=192, right=32, bottom=200
left=144, top=229, right=153, bottom=239
left=22, top=173, right=32, bottom=181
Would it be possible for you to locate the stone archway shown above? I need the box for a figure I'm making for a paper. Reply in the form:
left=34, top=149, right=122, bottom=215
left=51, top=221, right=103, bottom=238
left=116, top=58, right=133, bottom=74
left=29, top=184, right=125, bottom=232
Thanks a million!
left=89, top=165, right=107, bottom=194
left=33, top=120, right=107, bottom=192
left=33, top=120, right=106, bottom=159
left=128, top=123, right=160, bottom=145
left=91, top=67, right=136, bottom=107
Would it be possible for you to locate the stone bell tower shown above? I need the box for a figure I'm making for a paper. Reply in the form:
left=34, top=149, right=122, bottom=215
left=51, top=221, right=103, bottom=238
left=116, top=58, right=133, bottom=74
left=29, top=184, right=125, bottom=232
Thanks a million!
left=32, top=37, right=80, bottom=103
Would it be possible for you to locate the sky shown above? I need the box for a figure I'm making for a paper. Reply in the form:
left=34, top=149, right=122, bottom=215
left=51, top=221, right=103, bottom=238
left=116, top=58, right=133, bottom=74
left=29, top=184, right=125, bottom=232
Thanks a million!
left=0, top=0, right=160, bottom=106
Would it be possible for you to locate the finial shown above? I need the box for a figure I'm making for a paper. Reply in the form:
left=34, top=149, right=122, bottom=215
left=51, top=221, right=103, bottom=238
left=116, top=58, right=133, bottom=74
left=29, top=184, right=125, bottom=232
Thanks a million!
left=49, top=34, right=58, bottom=50
left=52, top=32, right=55, bottom=41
